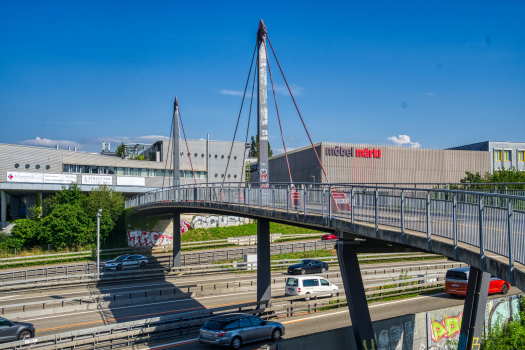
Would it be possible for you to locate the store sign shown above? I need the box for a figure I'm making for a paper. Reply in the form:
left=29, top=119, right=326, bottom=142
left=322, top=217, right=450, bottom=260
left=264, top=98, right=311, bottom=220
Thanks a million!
left=117, top=177, right=145, bottom=187
left=325, top=146, right=381, bottom=159
left=6, top=172, right=44, bottom=183
left=6, top=172, right=77, bottom=184
left=44, top=174, right=77, bottom=184
left=82, top=175, right=112, bottom=185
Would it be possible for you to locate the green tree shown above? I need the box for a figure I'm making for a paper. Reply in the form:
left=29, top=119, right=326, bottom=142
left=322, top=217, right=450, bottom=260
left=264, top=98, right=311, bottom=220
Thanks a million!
left=457, top=168, right=525, bottom=190
left=248, top=135, right=273, bottom=158
left=136, top=154, right=145, bottom=160
left=115, top=142, right=127, bottom=158
left=8, top=219, right=42, bottom=250
left=39, top=203, right=95, bottom=248
left=85, top=185, right=126, bottom=246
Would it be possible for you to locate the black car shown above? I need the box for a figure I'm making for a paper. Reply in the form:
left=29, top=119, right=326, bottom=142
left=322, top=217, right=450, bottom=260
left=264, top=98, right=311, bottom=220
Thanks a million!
left=0, top=317, right=35, bottom=343
left=287, top=259, right=329, bottom=275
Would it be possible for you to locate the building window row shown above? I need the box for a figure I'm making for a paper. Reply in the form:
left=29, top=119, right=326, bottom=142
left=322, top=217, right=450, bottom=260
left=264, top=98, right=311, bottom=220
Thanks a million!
left=63, top=164, right=175, bottom=177
left=179, top=153, right=237, bottom=160
left=180, top=171, right=207, bottom=179
left=494, top=150, right=519, bottom=162
left=518, top=151, right=525, bottom=162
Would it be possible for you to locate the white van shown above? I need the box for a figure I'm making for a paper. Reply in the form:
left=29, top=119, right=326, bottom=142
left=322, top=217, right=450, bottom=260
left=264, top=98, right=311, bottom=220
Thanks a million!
left=285, top=275, right=339, bottom=300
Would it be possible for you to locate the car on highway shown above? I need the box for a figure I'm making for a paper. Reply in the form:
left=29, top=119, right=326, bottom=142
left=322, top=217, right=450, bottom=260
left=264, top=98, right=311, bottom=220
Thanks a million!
left=0, top=317, right=35, bottom=343
left=104, top=254, right=149, bottom=270
left=285, top=275, right=339, bottom=300
left=445, top=267, right=510, bottom=297
left=198, top=313, right=284, bottom=349
left=287, top=259, right=329, bottom=275
left=321, top=234, right=337, bottom=240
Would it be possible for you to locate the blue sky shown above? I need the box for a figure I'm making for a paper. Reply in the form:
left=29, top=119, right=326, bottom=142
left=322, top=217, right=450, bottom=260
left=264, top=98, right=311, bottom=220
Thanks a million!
left=1, top=1, right=524, bottom=154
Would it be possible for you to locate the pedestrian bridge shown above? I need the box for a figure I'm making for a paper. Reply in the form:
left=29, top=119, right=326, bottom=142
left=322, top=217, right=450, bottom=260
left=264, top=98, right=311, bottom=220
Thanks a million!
left=126, top=182, right=525, bottom=292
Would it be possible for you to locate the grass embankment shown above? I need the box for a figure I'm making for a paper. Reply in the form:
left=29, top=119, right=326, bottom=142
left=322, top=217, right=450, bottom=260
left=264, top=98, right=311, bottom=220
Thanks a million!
left=181, top=222, right=323, bottom=242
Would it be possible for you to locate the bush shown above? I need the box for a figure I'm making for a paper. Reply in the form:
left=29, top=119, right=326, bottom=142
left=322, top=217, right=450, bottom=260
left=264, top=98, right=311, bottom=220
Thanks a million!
left=481, top=297, right=525, bottom=350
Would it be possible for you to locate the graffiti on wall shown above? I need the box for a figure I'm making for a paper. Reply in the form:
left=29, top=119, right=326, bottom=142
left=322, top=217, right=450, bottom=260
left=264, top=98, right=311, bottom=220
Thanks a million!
left=375, top=321, right=415, bottom=350
left=190, top=215, right=248, bottom=229
left=127, top=230, right=173, bottom=247
left=180, top=220, right=191, bottom=235
left=429, top=313, right=462, bottom=343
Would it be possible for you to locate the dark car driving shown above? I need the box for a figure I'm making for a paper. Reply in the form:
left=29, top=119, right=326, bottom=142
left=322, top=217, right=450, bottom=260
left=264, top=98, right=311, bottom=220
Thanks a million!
left=287, top=259, right=329, bottom=275
left=0, top=317, right=35, bottom=343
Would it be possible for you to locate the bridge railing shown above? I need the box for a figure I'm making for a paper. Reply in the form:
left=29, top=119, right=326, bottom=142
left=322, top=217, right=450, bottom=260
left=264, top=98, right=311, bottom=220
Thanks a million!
left=126, top=182, right=525, bottom=284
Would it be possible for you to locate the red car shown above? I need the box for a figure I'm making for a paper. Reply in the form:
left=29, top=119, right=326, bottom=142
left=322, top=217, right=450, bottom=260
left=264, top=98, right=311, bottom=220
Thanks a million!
left=321, top=234, right=337, bottom=240
left=445, top=267, right=510, bottom=297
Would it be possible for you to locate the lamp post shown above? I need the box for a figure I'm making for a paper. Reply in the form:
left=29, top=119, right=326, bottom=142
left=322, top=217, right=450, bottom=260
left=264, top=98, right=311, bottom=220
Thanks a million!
left=96, top=209, right=102, bottom=276
left=311, top=175, right=315, bottom=183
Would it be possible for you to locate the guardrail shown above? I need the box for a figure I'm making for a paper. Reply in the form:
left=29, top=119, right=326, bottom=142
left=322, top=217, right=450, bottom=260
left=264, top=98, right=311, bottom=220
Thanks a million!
left=126, top=182, right=525, bottom=285
left=0, top=240, right=337, bottom=284
left=0, top=234, right=324, bottom=268
left=0, top=251, right=440, bottom=291
left=0, top=274, right=446, bottom=350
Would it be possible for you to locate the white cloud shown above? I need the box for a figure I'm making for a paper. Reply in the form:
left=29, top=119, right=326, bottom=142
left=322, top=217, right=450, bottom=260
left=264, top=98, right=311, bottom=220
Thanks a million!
left=220, top=89, right=244, bottom=96
left=426, top=92, right=435, bottom=96
left=387, top=135, right=422, bottom=148
left=287, top=136, right=298, bottom=142
left=87, top=135, right=169, bottom=145
left=273, top=147, right=297, bottom=155
left=269, top=84, right=304, bottom=97
left=19, top=137, right=83, bottom=150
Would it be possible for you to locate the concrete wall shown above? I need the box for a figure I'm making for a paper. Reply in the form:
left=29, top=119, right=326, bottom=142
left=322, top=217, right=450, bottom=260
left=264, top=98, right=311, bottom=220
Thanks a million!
left=449, top=141, right=525, bottom=172
left=277, top=294, right=522, bottom=350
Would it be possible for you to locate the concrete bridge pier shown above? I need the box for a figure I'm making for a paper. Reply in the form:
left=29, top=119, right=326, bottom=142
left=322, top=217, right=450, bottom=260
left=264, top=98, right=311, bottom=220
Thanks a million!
left=257, top=218, right=271, bottom=306
left=336, top=240, right=376, bottom=350
left=173, top=212, right=181, bottom=267
left=458, top=267, right=490, bottom=350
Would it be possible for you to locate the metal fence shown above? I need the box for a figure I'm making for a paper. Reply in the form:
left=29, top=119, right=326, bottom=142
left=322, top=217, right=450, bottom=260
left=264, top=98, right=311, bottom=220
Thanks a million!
left=126, top=182, right=525, bottom=285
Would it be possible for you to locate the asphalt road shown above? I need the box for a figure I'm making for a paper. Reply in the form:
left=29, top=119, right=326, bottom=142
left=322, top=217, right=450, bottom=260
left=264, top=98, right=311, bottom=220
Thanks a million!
left=4, top=259, right=459, bottom=336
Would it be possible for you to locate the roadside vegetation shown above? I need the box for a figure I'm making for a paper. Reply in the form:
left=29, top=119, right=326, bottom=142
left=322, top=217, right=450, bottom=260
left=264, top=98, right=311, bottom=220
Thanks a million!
left=480, top=296, right=525, bottom=350
left=454, top=168, right=525, bottom=190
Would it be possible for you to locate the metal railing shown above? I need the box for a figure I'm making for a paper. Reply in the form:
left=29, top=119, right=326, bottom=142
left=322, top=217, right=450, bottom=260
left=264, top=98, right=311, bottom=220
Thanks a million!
left=126, top=182, right=525, bottom=285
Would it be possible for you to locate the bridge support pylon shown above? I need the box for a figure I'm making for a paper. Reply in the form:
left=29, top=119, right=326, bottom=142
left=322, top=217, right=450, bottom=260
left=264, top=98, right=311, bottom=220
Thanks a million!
left=257, top=218, right=271, bottom=306
left=172, top=212, right=181, bottom=267
left=458, top=267, right=490, bottom=350
left=336, top=239, right=376, bottom=350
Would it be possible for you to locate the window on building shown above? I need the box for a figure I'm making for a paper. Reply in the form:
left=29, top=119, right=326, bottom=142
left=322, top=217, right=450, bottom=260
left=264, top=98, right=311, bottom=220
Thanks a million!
left=185, top=170, right=193, bottom=178
left=108, top=167, right=115, bottom=174
left=117, top=167, right=124, bottom=175
left=494, top=150, right=502, bottom=161
left=133, top=168, right=139, bottom=176
left=519, top=151, right=525, bottom=162
left=179, top=170, right=184, bottom=178
left=63, top=164, right=71, bottom=173
left=141, top=168, right=148, bottom=177
left=82, top=165, right=91, bottom=174
left=504, top=150, right=511, bottom=162
left=72, top=165, right=81, bottom=173
left=124, top=168, right=131, bottom=176
left=157, top=169, right=164, bottom=177
left=100, top=166, right=108, bottom=174
left=91, top=166, right=99, bottom=174
left=200, top=171, right=206, bottom=179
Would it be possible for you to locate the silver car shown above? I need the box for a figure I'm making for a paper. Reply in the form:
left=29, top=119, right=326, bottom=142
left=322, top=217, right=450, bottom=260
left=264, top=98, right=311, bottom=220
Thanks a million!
left=198, top=313, right=284, bottom=349
left=104, top=254, right=148, bottom=270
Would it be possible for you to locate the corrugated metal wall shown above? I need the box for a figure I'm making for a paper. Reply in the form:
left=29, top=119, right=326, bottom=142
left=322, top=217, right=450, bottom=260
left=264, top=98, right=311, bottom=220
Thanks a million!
left=269, top=142, right=490, bottom=184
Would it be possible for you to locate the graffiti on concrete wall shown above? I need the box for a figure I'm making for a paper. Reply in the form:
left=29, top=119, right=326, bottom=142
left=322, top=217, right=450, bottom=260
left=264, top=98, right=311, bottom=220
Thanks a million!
left=190, top=215, right=249, bottom=229
left=180, top=220, right=191, bottom=235
left=127, top=230, right=173, bottom=247
left=429, top=313, right=462, bottom=344
left=375, top=321, right=415, bottom=350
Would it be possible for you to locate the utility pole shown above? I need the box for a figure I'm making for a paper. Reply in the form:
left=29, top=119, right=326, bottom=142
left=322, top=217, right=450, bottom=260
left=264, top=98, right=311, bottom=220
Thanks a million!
left=173, top=97, right=180, bottom=187
left=96, top=209, right=102, bottom=277
left=257, top=19, right=269, bottom=188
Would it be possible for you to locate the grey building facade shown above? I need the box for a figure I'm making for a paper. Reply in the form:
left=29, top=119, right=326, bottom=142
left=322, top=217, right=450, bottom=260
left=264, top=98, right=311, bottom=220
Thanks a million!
left=0, top=139, right=246, bottom=225
left=269, top=142, right=492, bottom=184
left=448, top=141, right=525, bottom=172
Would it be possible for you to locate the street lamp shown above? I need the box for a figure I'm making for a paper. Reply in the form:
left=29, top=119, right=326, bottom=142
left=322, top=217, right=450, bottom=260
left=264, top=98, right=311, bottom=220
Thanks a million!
left=311, top=175, right=315, bottom=184
left=96, top=209, right=102, bottom=276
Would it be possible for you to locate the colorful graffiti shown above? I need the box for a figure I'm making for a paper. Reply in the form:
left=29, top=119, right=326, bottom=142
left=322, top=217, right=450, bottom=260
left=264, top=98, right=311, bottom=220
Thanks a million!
left=430, top=313, right=462, bottom=342
left=180, top=220, right=191, bottom=235
left=127, top=230, right=173, bottom=247
left=190, top=215, right=248, bottom=229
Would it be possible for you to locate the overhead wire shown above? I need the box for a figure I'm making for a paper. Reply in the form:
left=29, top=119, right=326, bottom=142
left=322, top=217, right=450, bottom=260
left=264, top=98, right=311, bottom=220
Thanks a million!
left=222, top=41, right=258, bottom=187
left=266, top=34, right=330, bottom=184
left=240, top=56, right=258, bottom=182
left=178, top=107, right=197, bottom=185
left=162, top=101, right=175, bottom=189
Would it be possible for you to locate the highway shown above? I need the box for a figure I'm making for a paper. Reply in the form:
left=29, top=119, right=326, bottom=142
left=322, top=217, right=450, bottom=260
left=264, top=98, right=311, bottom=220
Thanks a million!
left=3, top=259, right=458, bottom=336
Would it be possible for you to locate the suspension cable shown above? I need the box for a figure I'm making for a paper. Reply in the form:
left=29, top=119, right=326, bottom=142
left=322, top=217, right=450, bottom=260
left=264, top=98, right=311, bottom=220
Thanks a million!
left=222, top=41, right=258, bottom=187
left=266, top=34, right=330, bottom=184
left=240, top=55, right=258, bottom=182
left=178, top=108, right=197, bottom=185
left=162, top=99, right=175, bottom=189
left=265, top=41, right=293, bottom=184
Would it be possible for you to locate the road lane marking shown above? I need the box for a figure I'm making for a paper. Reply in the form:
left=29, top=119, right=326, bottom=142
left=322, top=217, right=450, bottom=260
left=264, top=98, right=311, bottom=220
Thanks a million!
left=146, top=339, right=199, bottom=349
